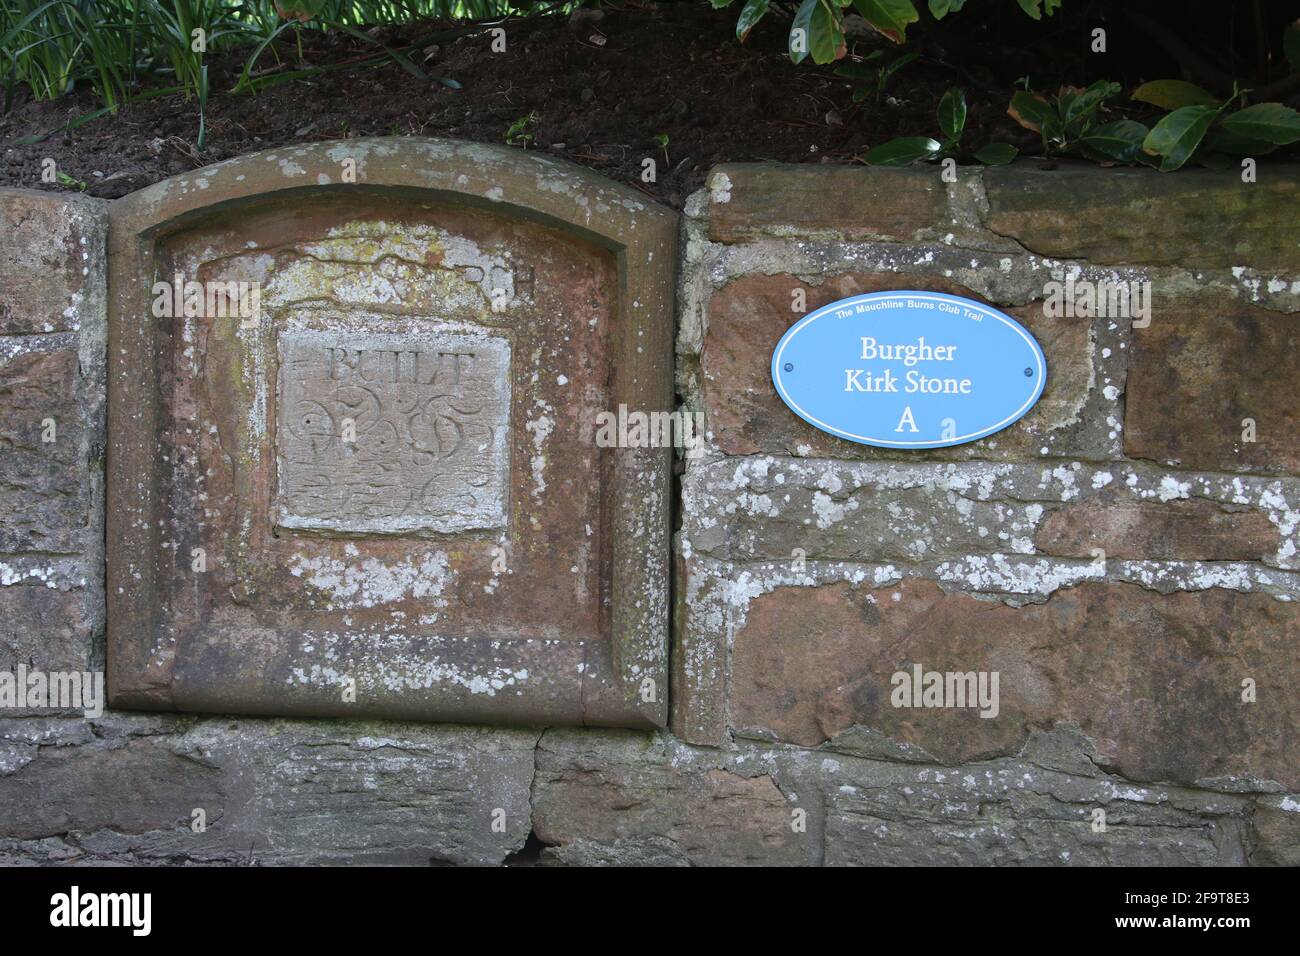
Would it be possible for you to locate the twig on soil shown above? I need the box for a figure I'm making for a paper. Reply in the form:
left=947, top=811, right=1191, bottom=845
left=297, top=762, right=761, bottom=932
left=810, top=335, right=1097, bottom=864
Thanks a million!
left=165, top=135, right=204, bottom=163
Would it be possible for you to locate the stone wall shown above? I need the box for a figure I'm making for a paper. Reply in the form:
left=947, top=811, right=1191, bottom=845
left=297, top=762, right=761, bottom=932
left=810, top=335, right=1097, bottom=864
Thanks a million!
left=2, top=157, right=1298, bottom=866
left=0, top=189, right=107, bottom=712
left=671, top=163, right=1300, bottom=865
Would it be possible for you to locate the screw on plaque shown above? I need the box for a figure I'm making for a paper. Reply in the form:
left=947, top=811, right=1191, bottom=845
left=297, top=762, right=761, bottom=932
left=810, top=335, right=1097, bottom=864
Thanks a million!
left=784, top=363, right=794, bottom=372
left=1024, top=367, right=1033, bottom=376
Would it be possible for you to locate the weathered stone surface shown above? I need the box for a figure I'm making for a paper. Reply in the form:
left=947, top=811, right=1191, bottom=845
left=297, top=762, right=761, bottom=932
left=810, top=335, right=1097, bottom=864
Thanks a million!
left=2, top=159, right=1298, bottom=868
left=1035, top=499, right=1279, bottom=561
left=275, top=328, right=511, bottom=535
left=174, top=719, right=539, bottom=865
left=0, top=712, right=1279, bottom=867
left=669, top=548, right=729, bottom=745
left=1250, top=799, right=1300, bottom=866
left=0, top=191, right=104, bottom=335
left=731, top=579, right=1299, bottom=789
left=528, top=724, right=1256, bottom=867
left=680, top=457, right=1300, bottom=570
left=701, top=273, right=1101, bottom=460
left=0, top=345, right=89, bottom=554
left=0, top=191, right=106, bottom=713
left=683, top=457, right=1050, bottom=564
left=533, top=729, right=808, bottom=865
left=705, top=165, right=948, bottom=244
left=1125, top=295, right=1299, bottom=474
left=0, top=732, right=216, bottom=840
left=0, top=715, right=538, bottom=865
left=0, top=584, right=94, bottom=688
left=825, top=754, right=1250, bottom=866
left=107, top=141, right=675, bottom=729
left=982, top=165, right=1300, bottom=270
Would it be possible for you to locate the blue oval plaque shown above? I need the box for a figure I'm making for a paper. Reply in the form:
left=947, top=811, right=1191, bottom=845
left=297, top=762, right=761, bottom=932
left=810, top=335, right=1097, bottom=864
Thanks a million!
left=771, top=291, right=1047, bottom=448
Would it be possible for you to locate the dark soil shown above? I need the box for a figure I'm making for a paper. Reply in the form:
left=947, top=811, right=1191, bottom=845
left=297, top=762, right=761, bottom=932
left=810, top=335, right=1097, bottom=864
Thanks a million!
left=2, top=1, right=1298, bottom=207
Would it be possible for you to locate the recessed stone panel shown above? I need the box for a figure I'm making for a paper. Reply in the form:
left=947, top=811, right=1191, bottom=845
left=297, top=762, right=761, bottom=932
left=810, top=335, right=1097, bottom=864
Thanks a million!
left=105, top=139, right=676, bottom=729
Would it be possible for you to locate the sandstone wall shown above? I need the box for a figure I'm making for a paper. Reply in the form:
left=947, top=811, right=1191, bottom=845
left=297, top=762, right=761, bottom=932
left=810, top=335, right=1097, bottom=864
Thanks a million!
left=1, top=159, right=1297, bottom=866
left=672, top=163, right=1300, bottom=865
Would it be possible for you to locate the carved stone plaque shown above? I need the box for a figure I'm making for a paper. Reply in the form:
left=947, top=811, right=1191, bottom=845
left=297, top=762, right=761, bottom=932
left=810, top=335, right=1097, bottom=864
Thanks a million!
left=275, top=328, right=510, bottom=535
left=106, top=138, right=676, bottom=730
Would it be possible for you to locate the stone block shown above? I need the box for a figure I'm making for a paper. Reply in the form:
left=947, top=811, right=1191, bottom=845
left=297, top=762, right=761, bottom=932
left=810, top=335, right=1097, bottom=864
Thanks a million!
left=731, top=579, right=1299, bottom=789
left=982, top=165, right=1300, bottom=270
left=1035, top=499, right=1278, bottom=561
left=1125, top=294, right=1299, bottom=473
left=701, top=273, right=1102, bottom=460
left=705, top=165, right=949, bottom=244
left=533, top=729, right=808, bottom=865
left=0, top=191, right=104, bottom=335
left=0, top=716, right=538, bottom=865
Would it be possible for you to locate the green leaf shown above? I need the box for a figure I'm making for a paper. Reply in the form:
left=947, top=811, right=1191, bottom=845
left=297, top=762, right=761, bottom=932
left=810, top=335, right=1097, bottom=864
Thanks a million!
left=1203, top=125, right=1278, bottom=157
left=0, top=1, right=69, bottom=52
left=322, top=19, right=426, bottom=80
left=196, top=63, right=209, bottom=150
left=1216, top=103, right=1300, bottom=146
left=1079, top=119, right=1150, bottom=162
left=1008, top=91, right=1053, bottom=131
left=973, top=142, right=1018, bottom=165
left=1142, top=106, right=1221, bottom=171
left=927, top=0, right=965, bottom=18
left=938, top=87, right=967, bottom=141
left=1063, top=79, right=1121, bottom=126
left=710, top=0, right=737, bottom=7
left=863, top=136, right=941, bottom=165
left=1131, top=79, right=1218, bottom=110
left=1016, top=0, right=1061, bottom=18
left=736, top=0, right=770, bottom=41
left=1284, top=20, right=1300, bottom=71
left=851, top=0, right=919, bottom=43
left=234, top=19, right=294, bottom=93
left=880, top=51, right=919, bottom=82
left=790, top=0, right=845, bottom=64
left=834, top=62, right=878, bottom=80
left=1007, top=90, right=1056, bottom=134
